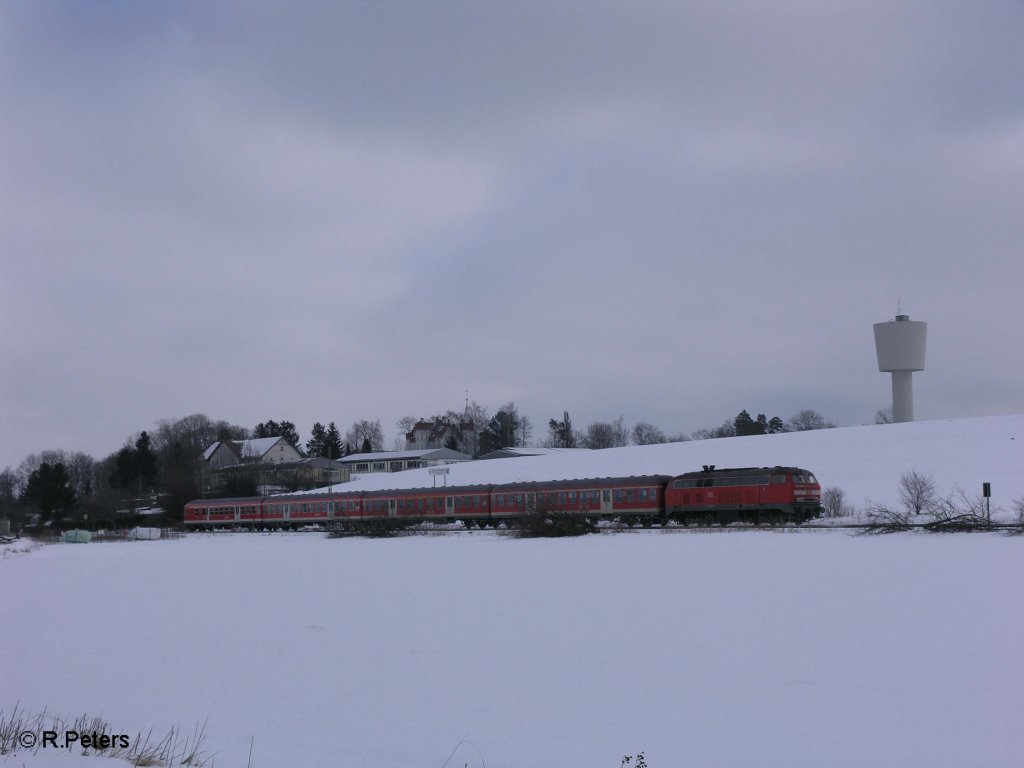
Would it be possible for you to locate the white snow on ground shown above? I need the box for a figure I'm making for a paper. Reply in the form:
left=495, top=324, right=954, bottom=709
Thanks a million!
left=0, top=537, right=38, bottom=558
left=2, top=532, right=1023, bottom=767
left=3, top=415, right=1023, bottom=767
left=311, top=415, right=1024, bottom=520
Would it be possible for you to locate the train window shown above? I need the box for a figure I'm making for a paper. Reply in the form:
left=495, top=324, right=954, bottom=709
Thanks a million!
left=625, top=489, right=634, bottom=502
left=771, top=475, right=786, bottom=484
left=639, top=488, right=648, bottom=500
left=569, top=491, right=576, bottom=503
left=514, top=494, right=523, bottom=506
left=614, top=490, right=623, bottom=502
left=473, top=496, right=480, bottom=508
left=497, top=494, right=505, bottom=506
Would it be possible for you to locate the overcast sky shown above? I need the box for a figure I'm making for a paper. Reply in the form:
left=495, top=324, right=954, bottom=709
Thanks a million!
left=2, top=1, right=1022, bottom=469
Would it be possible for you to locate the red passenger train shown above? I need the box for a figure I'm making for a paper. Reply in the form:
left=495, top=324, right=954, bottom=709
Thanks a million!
left=184, top=466, right=821, bottom=529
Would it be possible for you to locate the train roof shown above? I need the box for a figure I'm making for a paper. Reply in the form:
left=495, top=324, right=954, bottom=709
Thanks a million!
left=675, top=466, right=811, bottom=477
left=189, top=474, right=679, bottom=506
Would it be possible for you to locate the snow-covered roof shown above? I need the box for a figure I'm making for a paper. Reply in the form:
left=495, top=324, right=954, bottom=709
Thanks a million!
left=238, top=436, right=287, bottom=457
left=204, top=436, right=291, bottom=462
left=477, top=446, right=593, bottom=459
left=337, top=448, right=472, bottom=463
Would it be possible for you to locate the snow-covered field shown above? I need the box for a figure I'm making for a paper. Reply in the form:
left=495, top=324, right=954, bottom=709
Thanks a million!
left=4, top=416, right=1023, bottom=767
left=4, top=529, right=1023, bottom=768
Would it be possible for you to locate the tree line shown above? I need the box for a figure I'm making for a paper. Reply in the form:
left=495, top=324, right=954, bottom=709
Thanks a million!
left=1, top=404, right=842, bottom=531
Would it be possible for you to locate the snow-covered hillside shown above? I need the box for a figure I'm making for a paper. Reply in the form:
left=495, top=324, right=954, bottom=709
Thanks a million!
left=318, top=415, right=1024, bottom=515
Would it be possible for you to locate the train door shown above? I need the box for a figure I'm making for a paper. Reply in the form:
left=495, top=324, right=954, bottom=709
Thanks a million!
left=445, top=496, right=455, bottom=518
left=600, top=489, right=613, bottom=515
left=388, top=499, right=397, bottom=518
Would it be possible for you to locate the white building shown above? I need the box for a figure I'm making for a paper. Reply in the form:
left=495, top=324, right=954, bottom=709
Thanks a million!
left=336, top=448, right=472, bottom=477
left=201, top=437, right=303, bottom=468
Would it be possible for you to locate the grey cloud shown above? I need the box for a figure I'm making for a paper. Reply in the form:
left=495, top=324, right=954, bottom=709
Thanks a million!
left=2, top=1, right=1022, bottom=467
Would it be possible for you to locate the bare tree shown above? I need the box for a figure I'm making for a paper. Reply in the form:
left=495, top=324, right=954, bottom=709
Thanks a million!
left=0, top=467, right=20, bottom=500
left=1012, top=497, right=1024, bottom=530
left=437, top=401, right=490, bottom=456
left=395, top=416, right=417, bottom=437
left=516, top=414, right=534, bottom=448
left=582, top=417, right=629, bottom=449
left=821, top=486, right=853, bottom=518
left=874, top=407, right=894, bottom=424
left=692, top=420, right=735, bottom=440
left=899, top=470, right=938, bottom=516
left=632, top=421, right=666, bottom=445
left=787, top=410, right=836, bottom=431
left=347, top=420, right=385, bottom=453
left=18, top=450, right=97, bottom=499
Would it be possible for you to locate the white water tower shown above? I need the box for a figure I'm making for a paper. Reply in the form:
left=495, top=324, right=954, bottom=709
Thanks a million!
left=873, top=313, right=927, bottom=423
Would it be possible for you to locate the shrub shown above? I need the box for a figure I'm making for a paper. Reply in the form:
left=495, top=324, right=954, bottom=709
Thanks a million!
left=513, top=509, right=596, bottom=538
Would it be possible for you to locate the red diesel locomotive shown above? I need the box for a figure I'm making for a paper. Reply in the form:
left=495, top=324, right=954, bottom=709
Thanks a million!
left=184, top=465, right=821, bottom=528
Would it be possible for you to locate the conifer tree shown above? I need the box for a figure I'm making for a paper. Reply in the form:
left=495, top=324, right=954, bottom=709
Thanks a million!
left=306, top=422, right=328, bottom=457
left=23, top=462, right=77, bottom=521
left=324, top=422, right=343, bottom=459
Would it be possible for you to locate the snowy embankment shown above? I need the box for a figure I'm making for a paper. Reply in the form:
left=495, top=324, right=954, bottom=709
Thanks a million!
left=3, top=530, right=1023, bottom=768
left=314, top=415, right=1024, bottom=519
